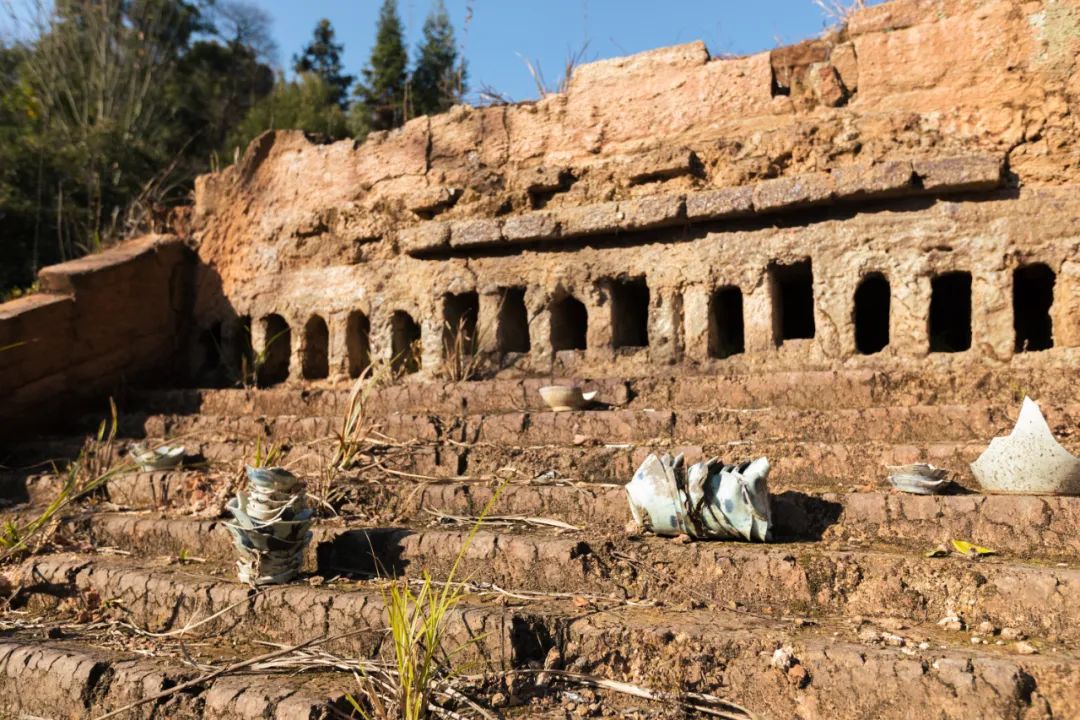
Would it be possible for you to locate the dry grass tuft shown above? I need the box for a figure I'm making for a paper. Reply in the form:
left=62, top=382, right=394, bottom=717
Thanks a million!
left=0, top=399, right=133, bottom=563
left=812, top=0, right=867, bottom=26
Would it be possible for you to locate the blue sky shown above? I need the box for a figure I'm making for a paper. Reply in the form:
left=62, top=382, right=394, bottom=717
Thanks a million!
left=260, top=0, right=879, bottom=103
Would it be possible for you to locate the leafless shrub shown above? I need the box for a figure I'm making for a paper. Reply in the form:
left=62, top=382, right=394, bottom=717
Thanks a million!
left=518, top=42, right=590, bottom=99
left=812, top=0, right=867, bottom=26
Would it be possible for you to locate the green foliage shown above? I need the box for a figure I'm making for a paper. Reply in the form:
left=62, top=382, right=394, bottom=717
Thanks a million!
left=226, top=73, right=349, bottom=154
left=0, top=0, right=274, bottom=295
left=0, top=0, right=472, bottom=295
left=411, top=0, right=467, bottom=118
left=351, top=0, right=408, bottom=136
left=249, top=436, right=283, bottom=468
left=348, top=481, right=507, bottom=720
left=0, top=398, right=130, bottom=564
left=294, top=19, right=353, bottom=109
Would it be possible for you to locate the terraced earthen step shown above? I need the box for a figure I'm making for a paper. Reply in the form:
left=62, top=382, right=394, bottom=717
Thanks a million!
left=74, top=479, right=1080, bottom=559
left=66, top=510, right=1080, bottom=646
left=14, top=555, right=1079, bottom=720
left=126, top=365, right=1079, bottom=416
left=561, top=605, right=1079, bottom=719
left=120, top=401, right=1080, bottom=447
left=24, top=554, right=549, bottom=671
left=2, top=433, right=996, bottom=505
left=0, top=637, right=352, bottom=719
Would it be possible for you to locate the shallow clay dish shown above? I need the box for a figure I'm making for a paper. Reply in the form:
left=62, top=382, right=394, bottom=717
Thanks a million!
left=886, top=464, right=949, bottom=495
left=538, top=385, right=598, bottom=412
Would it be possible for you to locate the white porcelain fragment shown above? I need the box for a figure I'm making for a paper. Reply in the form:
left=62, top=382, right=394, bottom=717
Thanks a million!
left=886, top=464, right=950, bottom=495
left=970, top=397, right=1080, bottom=495
left=625, top=452, right=772, bottom=542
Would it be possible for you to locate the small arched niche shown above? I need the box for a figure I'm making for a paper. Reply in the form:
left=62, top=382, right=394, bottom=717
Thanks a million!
left=929, top=271, right=972, bottom=353
left=347, top=311, right=372, bottom=378
left=1013, top=263, right=1055, bottom=353
left=708, top=286, right=744, bottom=359
left=550, top=295, right=588, bottom=351
left=854, top=273, right=890, bottom=355
left=497, top=287, right=530, bottom=353
left=391, top=311, right=422, bottom=375
left=257, top=314, right=291, bottom=387
left=302, top=315, right=329, bottom=380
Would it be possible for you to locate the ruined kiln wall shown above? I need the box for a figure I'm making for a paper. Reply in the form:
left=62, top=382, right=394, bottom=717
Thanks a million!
left=0, top=235, right=192, bottom=428
left=0, top=0, right=1071, bottom=398
left=186, top=0, right=1080, bottom=384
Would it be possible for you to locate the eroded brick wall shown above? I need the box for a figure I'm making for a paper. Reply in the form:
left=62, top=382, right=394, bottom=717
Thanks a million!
left=180, top=0, right=1080, bottom=386
left=0, top=235, right=193, bottom=432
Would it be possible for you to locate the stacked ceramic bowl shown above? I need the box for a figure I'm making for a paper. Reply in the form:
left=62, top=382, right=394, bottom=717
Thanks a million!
left=225, top=466, right=313, bottom=585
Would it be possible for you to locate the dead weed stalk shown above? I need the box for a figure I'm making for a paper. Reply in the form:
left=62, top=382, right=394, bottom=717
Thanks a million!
left=812, top=0, right=866, bottom=26
left=333, top=360, right=395, bottom=471
left=0, top=399, right=133, bottom=563
left=440, top=298, right=501, bottom=383
left=239, top=322, right=289, bottom=388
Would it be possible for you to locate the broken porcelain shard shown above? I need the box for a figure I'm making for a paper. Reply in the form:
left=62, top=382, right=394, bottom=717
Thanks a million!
left=225, top=466, right=313, bottom=585
left=130, top=443, right=185, bottom=472
left=538, top=385, right=598, bottom=412
left=970, top=397, right=1080, bottom=495
left=625, top=452, right=772, bottom=541
left=886, top=464, right=950, bottom=495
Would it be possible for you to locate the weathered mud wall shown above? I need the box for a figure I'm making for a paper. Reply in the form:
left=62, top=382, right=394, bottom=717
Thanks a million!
left=0, top=235, right=192, bottom=428
left=184, top=0, right=1080, bottom=384
left=2, top=0, right=1076, bottom=401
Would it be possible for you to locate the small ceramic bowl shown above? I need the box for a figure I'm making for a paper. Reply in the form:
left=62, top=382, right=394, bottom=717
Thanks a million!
left=538, top=385, right=598, bottom=412
left=131, top=445, right=185, bottom=472
left=886, top=464, right=950, bottom=495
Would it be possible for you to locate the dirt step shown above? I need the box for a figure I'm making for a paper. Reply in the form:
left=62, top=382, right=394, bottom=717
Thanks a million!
left=15, top=556, right=1080, bottom=720
left=116, top=401, right=1080, bottom=448
left=126, top=365, right=1079, bottom=417
left=9, top=436, right=992, bottom=506
left=23, top=554, right=551, bottom=671
left=77, top=476, right=1080, bottom=562
left=68, top=513, right=1080, bottom=647
left=560, top=604, right=1080, bottom=720
left=0, top=636, right=351, bottom=719
left=127, top=378, right=631, bottom=418
left=310, top=530, right=1080, bottom=649
left=124, top=409, right=679, bottom=446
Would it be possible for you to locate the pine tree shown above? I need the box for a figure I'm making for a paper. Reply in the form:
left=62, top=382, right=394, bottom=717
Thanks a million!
left=227, top=73, right=349, bottom=153
left=293, top=19, right=353, bottom=109
left=351, top=0, right=408, bottom=136
left=411, top=0, right=466, bottom=117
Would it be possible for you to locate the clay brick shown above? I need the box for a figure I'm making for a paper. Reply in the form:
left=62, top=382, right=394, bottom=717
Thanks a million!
left=398, top=222, right=450, bottom=255
left=619, top=194, right=685, bottom=231
left=831, top=42, right=859, bottom=92
left=405, top=186, right=459, bottom=214
left=557, top=201, right=624, bottom=237
left=502, top=211, right=561, bottom=242
left=626, top=147, right=698, bottom=184
left=449, top=218, right=504, bottom=248
left=521, top=165, right=567, bottom=194
left=809, top=63, right=848, bottom=107
left=914, top=155, right=1003, bottom=193
left=38, top=234, right=182, bottom=295
left=770, top=39, right=831, bottom=90
left=752, top=172, right=835, bottom=213
left=832, top=161, right=915, bottom=200
left=847, top=0, right=928, bottom=36
left=685, top=186, right=754, bottom=220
